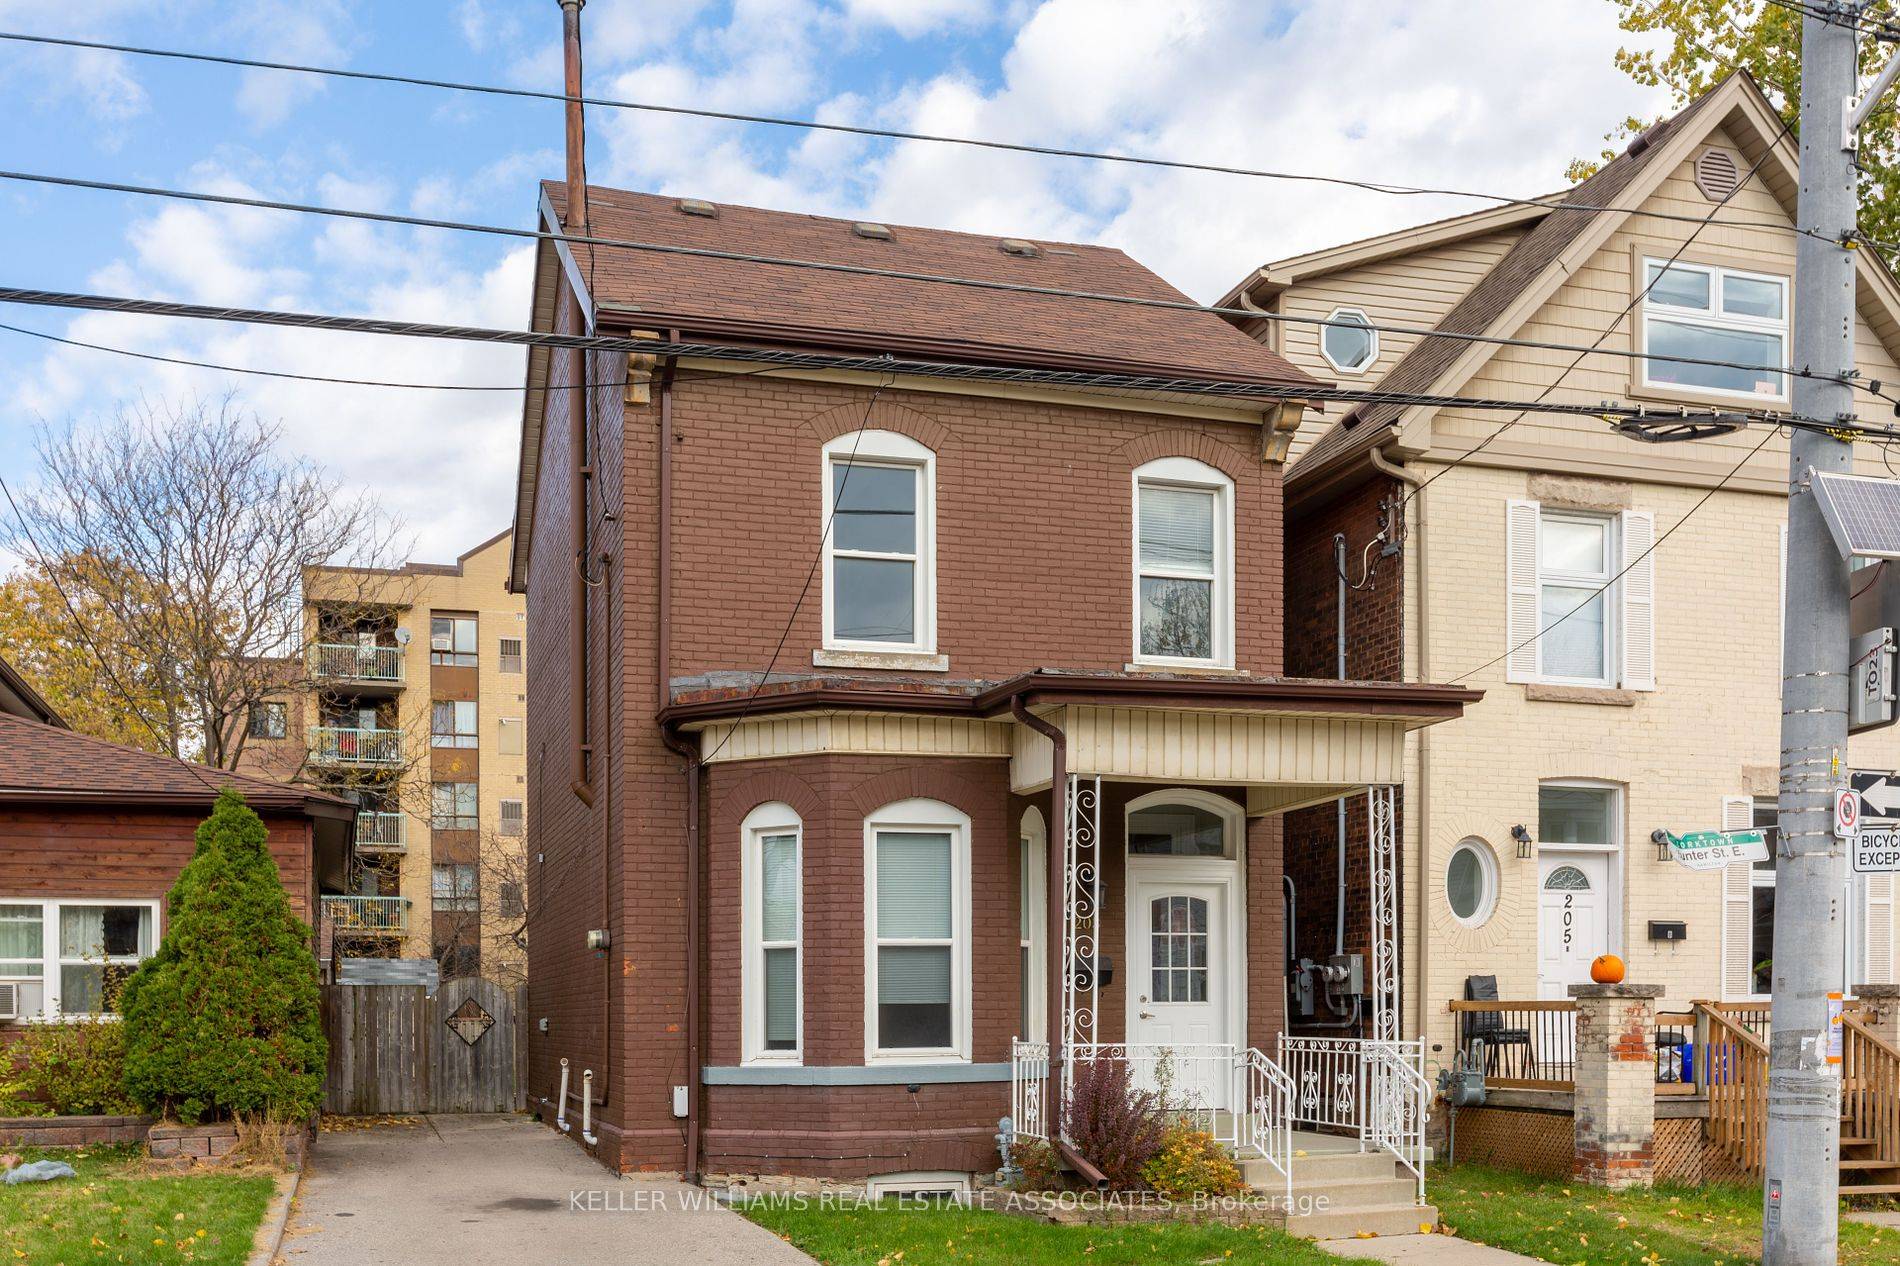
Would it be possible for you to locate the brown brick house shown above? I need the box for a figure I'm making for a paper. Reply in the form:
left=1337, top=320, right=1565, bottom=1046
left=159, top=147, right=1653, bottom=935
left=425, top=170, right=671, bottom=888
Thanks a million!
left=507, top=168, right=1477, bottom=1193
left=0, top=668, right=355, bottom=1023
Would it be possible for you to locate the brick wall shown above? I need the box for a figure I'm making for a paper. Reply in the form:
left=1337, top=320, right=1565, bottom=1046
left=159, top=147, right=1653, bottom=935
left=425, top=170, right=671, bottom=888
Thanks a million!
left=1281, top=474, right=1402, bottom=1032
left=525, top=301, right=1295, bottom=1176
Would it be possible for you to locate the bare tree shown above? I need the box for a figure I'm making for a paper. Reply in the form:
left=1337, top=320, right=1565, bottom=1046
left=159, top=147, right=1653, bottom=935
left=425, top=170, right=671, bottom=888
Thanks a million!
left=425, top=821, right=530, bottom=988
left=4, top=395, right=407, bottom=768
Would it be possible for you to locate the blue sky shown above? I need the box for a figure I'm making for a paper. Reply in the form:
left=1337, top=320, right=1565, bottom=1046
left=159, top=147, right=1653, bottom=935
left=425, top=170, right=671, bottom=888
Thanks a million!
left=0, top=0, right=1666, bottom=560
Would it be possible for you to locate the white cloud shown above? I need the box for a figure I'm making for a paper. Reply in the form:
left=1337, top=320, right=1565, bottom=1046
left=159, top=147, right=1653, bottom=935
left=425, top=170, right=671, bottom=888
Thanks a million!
left=219, top=0, right=358, bottom=129
left=839, top=0, right=993, bottom=38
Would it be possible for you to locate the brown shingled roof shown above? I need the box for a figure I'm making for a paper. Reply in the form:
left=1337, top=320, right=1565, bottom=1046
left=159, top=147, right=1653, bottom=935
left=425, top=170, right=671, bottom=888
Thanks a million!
left=0, top=712, right=353, bottom=816
left=1288, top=83, right=1726, bottom=482
left=544, top=183, right=1317, bottom=389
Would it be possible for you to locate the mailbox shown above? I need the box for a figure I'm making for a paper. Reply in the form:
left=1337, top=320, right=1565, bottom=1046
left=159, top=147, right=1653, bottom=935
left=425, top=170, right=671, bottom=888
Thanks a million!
left=1648, top=920, right=1687, bottom=942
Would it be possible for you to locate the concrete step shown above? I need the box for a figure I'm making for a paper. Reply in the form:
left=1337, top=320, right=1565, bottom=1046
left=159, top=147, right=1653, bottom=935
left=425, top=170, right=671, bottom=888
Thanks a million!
left=1284, top=1175, right=1419, bottom=1206
left=1239, top=1150, right=1396, bottom=1186
left=1841, top=1183, right=1900, bottom=1195
left=1286, top=1202, right=1438, bottom=1240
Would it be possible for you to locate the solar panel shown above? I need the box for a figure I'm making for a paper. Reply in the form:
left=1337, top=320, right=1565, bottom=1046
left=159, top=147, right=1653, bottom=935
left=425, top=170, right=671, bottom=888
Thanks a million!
left=1813, top=473, right=1900, bottom=560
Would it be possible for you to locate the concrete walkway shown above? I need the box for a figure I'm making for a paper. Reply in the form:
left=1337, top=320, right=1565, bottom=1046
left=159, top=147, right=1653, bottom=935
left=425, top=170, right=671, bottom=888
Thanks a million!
left=278, top=1114, right=813, bottom=1266
left=1319, top=1233, right=1547, bottom=1264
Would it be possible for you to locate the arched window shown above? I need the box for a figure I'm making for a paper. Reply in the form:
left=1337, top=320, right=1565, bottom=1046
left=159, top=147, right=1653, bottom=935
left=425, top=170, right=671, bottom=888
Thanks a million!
left=1132, top=457, right=1234, bottom=668
left=822, top=430, right=936, bottom=654
left=741, top=802, right=802, bottom=1064
left=1126, top=792, right=1238, bottom=860
left=864, top=798, right=972, bottom=1061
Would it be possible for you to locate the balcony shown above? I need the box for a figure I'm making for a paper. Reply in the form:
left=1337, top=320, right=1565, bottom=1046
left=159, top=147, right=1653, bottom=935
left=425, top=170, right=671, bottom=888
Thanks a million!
left=308, top=725, right=404, bottom=766
left=308, top=643, right=405, bottom=692
left=354, top=811, right=406, bottom=853
left=322, top=895, right=410, bottom=936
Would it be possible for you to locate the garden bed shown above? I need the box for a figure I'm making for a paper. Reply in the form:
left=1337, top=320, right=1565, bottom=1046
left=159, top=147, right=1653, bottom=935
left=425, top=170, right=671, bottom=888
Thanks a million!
left=0, top=1143, right=276, bottom=1265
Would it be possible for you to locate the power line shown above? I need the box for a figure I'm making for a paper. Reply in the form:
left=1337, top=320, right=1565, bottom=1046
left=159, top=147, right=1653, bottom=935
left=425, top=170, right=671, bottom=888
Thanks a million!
left=1449, top=423, right=1780, bottom=685
left=0, top=168, right=1877, bottom=397
left=0, top=284, right=1832, bottom=429
left=0, top=27, right=1831, bottom=239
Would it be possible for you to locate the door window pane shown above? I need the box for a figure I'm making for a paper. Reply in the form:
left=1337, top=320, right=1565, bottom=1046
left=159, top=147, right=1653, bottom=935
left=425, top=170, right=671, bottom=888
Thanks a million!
left=1539, top=787, right=1615, bottom=846
left=875, top=833, right=951, bottom=939
left=1147, top=896, right=1208, bottom=1003
left=833, top=557, right=915, bottom=643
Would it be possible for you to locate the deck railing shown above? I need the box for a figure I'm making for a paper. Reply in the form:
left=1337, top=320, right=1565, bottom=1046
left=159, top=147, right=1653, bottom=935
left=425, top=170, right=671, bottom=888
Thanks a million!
left=320, top=895, right=409, bottom=935
left=309, top=642, right=404, bottom=683
left=353, top=811, right=406, bottom=851
left=1842, top=1012, right=1900, bottom=1175
left=1447, top=999, right=1579, bottom=1088
left=1697, top=1001, right=1770, bottom=1176
left=1279, top=1034, right=1366, bottom=1132
left=308, top=725, right=404, bottom=765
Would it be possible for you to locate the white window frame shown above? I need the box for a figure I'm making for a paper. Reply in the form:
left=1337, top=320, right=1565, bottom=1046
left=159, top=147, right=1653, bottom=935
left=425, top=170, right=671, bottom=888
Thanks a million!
left=741, top=802, right=804, bottom=1065
left=498, top=798, right=524, bottom=836
left=0, top=898, right=162, bottom=1021
left=498, top=636, right=524, bottom=674
left=821, top=430, right=937, bottom=655
left=1536, top=508, right=1618, bottom=687
left=430, top=615, right=478, bottom=667
left=1637, top=257, right=1789, bottom=403
left=1131, top=457, right=1235, bottom=670
left=1319, top=306, right=1378, bottom=375
left=864, top=1171, right=973, bottom=1201
left=1019, top=807, right=1047, bottom=1044
left=863, top=798, right=972, bottom=1064
left=1444, top=837, right=1500, bottom=928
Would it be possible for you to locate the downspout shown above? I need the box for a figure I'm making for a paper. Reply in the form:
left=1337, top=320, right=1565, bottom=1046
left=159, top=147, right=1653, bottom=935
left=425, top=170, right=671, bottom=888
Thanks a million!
left=1367, top=443, right=1428, bottom=1041
left=1009, top=696, right=1108, bottom=1191
left=1334, top=533, right=1348, bottom=959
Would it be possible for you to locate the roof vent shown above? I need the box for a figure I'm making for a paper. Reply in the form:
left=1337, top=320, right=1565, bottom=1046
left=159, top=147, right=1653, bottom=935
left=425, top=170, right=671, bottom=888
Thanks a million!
left=1693, top=148, right=1741, bottom=202
left=999, top=238, right=1041, bottom=258
left=676, top=198, right=718, bottom=218
left=852, top=222, right=894, bottom=240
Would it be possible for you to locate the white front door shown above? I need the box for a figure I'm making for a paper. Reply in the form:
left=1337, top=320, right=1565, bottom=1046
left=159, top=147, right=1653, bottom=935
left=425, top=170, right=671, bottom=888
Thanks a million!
left=1128, top=877, right=1229, bottom=1109
left=1538, top=853, right=1611, bottom=999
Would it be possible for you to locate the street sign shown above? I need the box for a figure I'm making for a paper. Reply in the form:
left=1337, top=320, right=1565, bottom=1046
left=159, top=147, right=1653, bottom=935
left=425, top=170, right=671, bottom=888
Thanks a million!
left=1854, top=827, right=1900, bottom=873
left=1852, top=769, right=1900, bottom=821
left=1851, top=770, right=1900, bottom=872
left=1667, top=829, right=1769, bottom=871
left=1852, top=628, right=1897, bottom=732
left=1837, top=786, right=1863, bottom=840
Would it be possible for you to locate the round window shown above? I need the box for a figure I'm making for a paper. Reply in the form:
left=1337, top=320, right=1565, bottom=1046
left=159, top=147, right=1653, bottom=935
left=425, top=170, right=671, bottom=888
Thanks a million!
left=1445, top=838, right=1499, bottom=927
left=1321, top=308, right=1378, bottom=374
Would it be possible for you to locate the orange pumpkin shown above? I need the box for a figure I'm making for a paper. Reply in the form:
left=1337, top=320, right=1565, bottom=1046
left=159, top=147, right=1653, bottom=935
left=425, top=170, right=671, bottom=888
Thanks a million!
left=1590, top=954, right=1626, bottom=985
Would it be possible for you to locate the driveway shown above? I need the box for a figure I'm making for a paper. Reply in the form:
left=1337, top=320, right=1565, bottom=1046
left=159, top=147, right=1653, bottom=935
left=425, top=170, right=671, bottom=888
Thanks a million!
left=279, top=1114, right=813, bottom=1266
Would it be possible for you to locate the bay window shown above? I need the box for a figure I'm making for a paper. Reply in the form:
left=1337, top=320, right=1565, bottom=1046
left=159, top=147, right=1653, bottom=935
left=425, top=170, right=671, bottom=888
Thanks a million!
left=0, top=899, right=158, bottom=1018
left=1133, top=457, right=1234, bottom=668
left=1639, top=258, right=1788, bottom=400
left=865, top=799, right=970, bottom=1061
left=741, top=802, right=803, bottom=1063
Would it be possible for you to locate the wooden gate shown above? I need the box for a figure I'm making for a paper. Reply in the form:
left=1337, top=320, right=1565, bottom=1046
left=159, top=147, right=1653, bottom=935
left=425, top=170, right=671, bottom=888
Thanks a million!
left=322, top=977, right=523, bottom=1114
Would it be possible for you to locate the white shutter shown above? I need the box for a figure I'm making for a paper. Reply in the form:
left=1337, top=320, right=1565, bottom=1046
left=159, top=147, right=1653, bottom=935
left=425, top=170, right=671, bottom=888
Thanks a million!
left=1778, top=522, right=1787, bottom=670
left=1620, top=510, right=1657, bottom=691
left=1506, top=500, right=1542, bottom=682
left=1721, top=795, right=1756, bottom=999
left=1866, top=874, right=1895, bottom=987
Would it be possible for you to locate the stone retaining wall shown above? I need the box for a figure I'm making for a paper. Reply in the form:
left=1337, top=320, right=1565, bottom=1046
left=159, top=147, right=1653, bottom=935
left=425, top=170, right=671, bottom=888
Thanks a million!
left=0, top=1114, right=154, bottom=1148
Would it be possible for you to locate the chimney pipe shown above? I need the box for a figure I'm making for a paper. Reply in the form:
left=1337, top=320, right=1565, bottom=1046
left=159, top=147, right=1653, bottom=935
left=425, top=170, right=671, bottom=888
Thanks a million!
left=558, top=0, right=589, bottom=235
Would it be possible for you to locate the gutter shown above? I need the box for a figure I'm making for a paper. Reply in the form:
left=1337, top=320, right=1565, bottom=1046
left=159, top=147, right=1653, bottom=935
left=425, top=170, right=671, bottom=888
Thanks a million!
left=1367, top=443, right=1431, bottom=1040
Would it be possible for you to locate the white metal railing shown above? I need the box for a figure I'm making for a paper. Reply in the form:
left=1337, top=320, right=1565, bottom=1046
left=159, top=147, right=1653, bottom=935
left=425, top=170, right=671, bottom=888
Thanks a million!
left=1069, top=1042, right=1240, bottom=1138
left=1238, top=1045, right=1296, bottom=1205
left=308, top=725, right=403, bottom=765
left=321, top=895, right=409, bottom=934
left=1366, top=1039, right=1430, bottom=1203
left=309, top=642, right=405, bottom=683
left=1011, top=1040, right=1049, bottom=1142
left=354, top=811, right=405, bottom=850
left=1279, top=1034, right=1367, bottom=1134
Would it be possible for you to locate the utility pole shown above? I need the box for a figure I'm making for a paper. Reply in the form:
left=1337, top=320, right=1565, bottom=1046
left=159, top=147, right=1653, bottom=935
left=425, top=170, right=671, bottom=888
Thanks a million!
left=1768, top=6, right=1870, bottom=1263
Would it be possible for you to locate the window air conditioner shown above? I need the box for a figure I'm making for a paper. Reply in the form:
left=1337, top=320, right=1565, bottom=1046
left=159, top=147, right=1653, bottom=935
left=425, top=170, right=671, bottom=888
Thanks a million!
left=0, top=981, right=18, bottom=1021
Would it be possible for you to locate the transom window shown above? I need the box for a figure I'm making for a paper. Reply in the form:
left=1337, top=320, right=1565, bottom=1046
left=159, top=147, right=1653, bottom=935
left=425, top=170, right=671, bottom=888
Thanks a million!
left=0, top=900, right=158, bottom=1019
left=822, top=431, right=936, bottom=654
left=1320, top=307, right=1378, bottom=374
left=1539, top=784, right=1618, bottom=848
left=1128, top=803, right=1229, bottom=858
left=1149, top=896, right=1208, bottom=1002
left=864, top=799, right=970, bottom=1061
left=431, top=615, right=477, bottom=666
left=1537, top=510, right=1615, bottom=685
left=1133, top=458, right=1234, bottom=668
left=1639, top=259, right=1788, bottom=400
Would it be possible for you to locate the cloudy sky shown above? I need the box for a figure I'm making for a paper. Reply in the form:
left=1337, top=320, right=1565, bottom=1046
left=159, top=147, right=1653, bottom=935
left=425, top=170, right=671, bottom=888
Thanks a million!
left=0, top=0, right=1670, bottom=561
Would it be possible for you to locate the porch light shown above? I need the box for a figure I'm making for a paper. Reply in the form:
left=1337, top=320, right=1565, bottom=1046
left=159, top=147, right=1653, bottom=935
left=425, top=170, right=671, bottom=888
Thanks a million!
left=1510, top=824, right=1534, bottom=859
left=1652, top=828, right=1673, bottom=863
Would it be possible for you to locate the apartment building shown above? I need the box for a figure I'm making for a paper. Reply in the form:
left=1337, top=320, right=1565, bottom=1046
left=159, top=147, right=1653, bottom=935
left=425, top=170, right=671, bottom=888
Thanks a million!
left=1224, top=72, right=1900, bottom=1058
left=238, top=528, right=529, bottom=983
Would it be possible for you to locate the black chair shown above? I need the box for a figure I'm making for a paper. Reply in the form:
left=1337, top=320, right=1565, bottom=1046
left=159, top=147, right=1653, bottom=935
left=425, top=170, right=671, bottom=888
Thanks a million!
left=1462, top=975, right=1533, bottom=1077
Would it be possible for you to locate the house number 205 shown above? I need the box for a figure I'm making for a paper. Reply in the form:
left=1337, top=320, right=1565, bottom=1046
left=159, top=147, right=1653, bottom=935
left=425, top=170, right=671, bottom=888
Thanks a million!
left=1562, top=895, right=1574, bottom=949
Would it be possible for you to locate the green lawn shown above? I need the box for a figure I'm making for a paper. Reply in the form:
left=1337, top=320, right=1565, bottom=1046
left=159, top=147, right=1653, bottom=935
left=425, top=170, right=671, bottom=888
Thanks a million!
left=0, top=1145, right=276, bottom=1265
left=738, top=1194, right=1342, bottom=1266
left=1430, top=1163, right=1894, bottom=1266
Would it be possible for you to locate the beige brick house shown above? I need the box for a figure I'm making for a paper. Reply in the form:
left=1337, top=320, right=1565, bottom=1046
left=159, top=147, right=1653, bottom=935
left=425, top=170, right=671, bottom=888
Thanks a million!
left=1225, top=72, right=1900, bottom=1057
left=238, top=528, right=529, bottom=983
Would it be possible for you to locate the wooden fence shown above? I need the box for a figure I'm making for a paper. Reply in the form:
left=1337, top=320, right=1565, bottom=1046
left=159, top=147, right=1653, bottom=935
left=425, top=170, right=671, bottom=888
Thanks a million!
left=321, top=977, right=525, bottom=1115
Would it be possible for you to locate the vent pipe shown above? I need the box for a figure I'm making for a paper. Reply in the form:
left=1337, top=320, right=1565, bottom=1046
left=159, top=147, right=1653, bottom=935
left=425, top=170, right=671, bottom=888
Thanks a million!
left=558, top=0, right=589, bottom=235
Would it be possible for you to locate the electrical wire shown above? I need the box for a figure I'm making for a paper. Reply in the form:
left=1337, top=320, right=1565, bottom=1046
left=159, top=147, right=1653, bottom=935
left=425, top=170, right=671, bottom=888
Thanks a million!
left=0, top=284, right=1832, bottom=428
left=0, top=28, right=1838, bottom=239
left=0, top=163, right=1879, bottom=401
left=1449, top=423, right=1781, bottom=685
